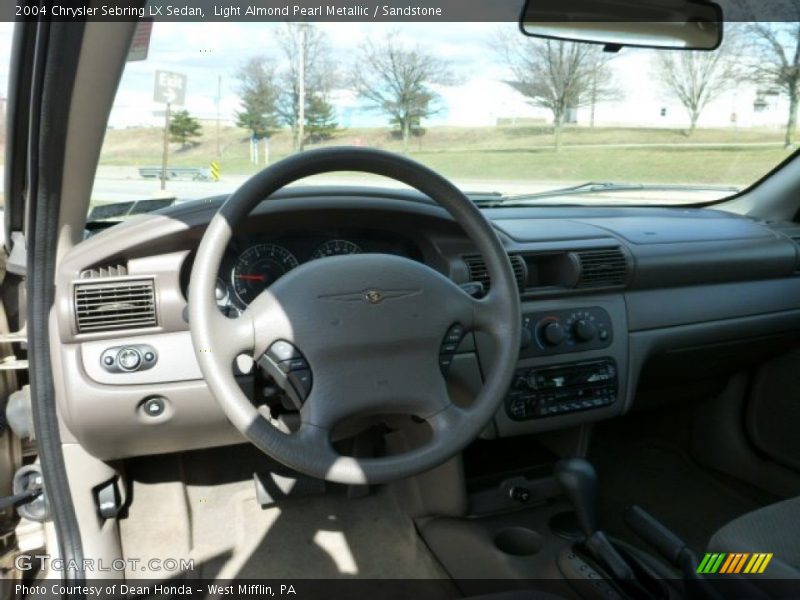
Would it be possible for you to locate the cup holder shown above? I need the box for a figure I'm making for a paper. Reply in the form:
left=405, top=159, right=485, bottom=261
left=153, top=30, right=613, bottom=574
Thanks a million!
left=493, top=527, right=543, bottom=556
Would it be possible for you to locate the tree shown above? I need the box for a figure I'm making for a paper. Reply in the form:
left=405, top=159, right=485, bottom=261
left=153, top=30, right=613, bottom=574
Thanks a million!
left=304, top=92, right=338, bottom=143
left=276, top=23, right=337, bottom=150
left=234, top=56, right=282, bottom=140
left=497, top=35, right=620, bottom=150
left=743, top=23, right=800, bottom=147
left=656, top=40, right=739, bottom=136
left=389, top=114, right=424, bottom=139
left=168, top=110, right=202, bottom=149
left=352, top=32, right=453, bottom=152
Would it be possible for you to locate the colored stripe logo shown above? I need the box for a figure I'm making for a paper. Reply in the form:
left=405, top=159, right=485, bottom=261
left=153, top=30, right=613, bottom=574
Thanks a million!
left=697, top=553, right=773, bottom=574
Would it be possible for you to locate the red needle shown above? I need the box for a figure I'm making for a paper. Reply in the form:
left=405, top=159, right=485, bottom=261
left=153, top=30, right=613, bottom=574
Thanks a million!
left=236, top=274, right=267, bottom=282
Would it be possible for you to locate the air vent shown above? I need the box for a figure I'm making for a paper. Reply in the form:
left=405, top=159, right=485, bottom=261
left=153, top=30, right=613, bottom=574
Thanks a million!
left=574, top=248, right=628, bottom=288
left=80, top=264, right=128, bottom=279
left=464, top=254, right=527, bottom=293
left=74, top=279, right=157, bottom=333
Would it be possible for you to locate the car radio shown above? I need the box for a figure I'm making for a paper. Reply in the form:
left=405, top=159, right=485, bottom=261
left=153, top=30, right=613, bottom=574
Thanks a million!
left=505, top=358, right=617, bottom=420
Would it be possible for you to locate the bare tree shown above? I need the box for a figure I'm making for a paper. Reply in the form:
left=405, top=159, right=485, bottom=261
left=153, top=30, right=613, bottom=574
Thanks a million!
left=497, top=35, right=620, bottom=149
left=656, top=39, right=740, bottom=136
left=743, top=22, right=800, bottom=147
left=276, top=23, right=337, bottom=151
left=352, top=32, right=453, bottom=152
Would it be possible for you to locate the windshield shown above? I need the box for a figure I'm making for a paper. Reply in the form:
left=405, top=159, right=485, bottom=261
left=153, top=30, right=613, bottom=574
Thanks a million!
left=90, top=21, right=797, bottom=217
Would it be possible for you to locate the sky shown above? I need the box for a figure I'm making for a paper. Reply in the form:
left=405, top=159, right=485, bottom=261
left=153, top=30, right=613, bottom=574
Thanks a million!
left=108, top=21, right=536, bottom=128
left=86, top=21, right=659, bottom=130
left=0, top=20, right=772, bottom=131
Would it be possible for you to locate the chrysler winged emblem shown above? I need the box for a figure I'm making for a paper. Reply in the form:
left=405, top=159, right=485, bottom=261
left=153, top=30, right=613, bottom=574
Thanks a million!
left=319, top=288, right=421, bottom=304
left=365, top=290, right=383, bottom=304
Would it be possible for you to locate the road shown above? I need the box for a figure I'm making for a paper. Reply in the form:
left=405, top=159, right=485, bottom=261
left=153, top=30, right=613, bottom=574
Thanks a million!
left=90, top=167, right=734, bottom=205
left=0, top=166, right=737, bottom=208
left=90, top=166, right=561, bottom=202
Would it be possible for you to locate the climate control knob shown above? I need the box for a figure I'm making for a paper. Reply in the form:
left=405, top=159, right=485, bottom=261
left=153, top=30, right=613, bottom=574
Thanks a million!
left=573, top=319, right=597, bottom=342
left=541, top=321, right=566, bottom=346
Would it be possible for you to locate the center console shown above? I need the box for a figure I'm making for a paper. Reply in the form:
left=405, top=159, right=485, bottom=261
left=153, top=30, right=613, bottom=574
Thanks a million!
left=488, top=295, right=628, bottom=437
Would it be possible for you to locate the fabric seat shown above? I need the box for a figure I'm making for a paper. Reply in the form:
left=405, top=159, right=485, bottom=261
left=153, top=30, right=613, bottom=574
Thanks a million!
left=708, top=496, right=800, bottom=579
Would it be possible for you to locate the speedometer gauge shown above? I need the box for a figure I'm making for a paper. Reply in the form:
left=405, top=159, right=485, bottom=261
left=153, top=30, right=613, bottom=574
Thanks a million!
left=232, top=244, right=298, bottom=305
left=311, top=239, right=362, bottom=259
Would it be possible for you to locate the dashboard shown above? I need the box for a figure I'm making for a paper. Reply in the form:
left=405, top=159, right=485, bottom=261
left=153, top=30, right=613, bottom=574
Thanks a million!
left=181, top=229, right=421, bottom=314
left=54, top=187, right=800, bottom=460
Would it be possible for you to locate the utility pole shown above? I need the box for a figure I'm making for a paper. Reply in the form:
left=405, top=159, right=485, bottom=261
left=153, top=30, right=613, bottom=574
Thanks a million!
left=160, top=102, right=171, bottom=191
left=216, top=74, right=221, bottom=157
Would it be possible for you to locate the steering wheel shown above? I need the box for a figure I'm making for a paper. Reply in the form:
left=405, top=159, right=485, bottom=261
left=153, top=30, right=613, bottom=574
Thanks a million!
left=189, top=148, right=520, bottom=484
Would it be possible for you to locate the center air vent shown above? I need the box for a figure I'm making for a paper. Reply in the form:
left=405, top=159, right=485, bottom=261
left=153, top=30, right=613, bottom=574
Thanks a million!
left=74, top=279, right=157, bottom=333
left=574, top=248, right=628, bottom=288
left=463, top=254, right=527, bottom=294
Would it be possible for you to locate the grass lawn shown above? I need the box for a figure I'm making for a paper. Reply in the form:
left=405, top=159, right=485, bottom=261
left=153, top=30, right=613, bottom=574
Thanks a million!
left=94, top=123, right=795, bottom=187
left=412, top=145, right=790, bottom=185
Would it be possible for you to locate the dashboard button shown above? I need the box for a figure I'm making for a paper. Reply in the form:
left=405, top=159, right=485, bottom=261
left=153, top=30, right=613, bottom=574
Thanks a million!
left=441, top=342, right=459, bottom=354
left=278, top=358, right=309, bottom=373
left=288, top=370, right=313, bottom=400
left=117, top=348, right=142, bottom=372
left=267, top=340, right=302, bottom=362
left=444, top=324, right=465, bottom=344
left=142, top=397, right=166, bottom=417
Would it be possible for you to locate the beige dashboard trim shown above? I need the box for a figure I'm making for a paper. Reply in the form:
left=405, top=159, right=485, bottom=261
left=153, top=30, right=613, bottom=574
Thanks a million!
left=80, top=331, right=203, bottom=385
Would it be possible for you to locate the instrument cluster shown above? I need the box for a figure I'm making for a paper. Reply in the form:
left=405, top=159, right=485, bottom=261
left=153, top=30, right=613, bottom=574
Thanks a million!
left=208, top=230, right=419, bottom=315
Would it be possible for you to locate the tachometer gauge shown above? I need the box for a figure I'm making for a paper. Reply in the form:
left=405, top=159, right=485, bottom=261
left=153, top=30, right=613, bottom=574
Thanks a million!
left=232, top=243, right=299, bottom=305
left=311, top=239, right=362, bottom=259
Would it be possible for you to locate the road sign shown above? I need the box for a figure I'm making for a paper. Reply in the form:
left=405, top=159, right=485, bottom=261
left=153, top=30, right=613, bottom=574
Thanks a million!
left=210, top=161, right=220, bottom=182
left=127, top=20, right=153, bottom=62
left=154, top=70, right=186, bottom=106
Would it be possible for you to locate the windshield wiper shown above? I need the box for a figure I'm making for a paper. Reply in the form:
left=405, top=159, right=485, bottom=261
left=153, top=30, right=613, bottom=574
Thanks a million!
left=498, top=182, right=740, bottom=204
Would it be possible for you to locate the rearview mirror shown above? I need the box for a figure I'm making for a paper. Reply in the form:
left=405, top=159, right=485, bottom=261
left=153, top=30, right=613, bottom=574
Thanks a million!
left=520, top=0, right=723, bottom=50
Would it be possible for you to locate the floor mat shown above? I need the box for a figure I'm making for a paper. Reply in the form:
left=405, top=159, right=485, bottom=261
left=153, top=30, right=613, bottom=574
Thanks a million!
left=590, top=439, right=767, bottom=554
left=120, top=446, right=454, bottom=592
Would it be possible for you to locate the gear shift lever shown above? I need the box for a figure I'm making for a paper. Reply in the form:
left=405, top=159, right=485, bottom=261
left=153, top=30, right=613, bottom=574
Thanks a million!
left=554, top=458, right=635, bottom=582
left=553, top=458, right=599, bottom=539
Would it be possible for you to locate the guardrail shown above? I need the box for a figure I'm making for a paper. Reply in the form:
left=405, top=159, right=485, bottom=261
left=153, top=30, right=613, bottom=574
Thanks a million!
left=138, top=167, right=212, bottom=181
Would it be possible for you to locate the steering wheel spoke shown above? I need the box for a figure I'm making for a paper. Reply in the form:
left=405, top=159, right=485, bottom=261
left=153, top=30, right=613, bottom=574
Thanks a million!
left=213, top=309, right=256, bottom=361
left=468, top=289, right=516, bottom=338
left=426, top=402, right=469, bottom=438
